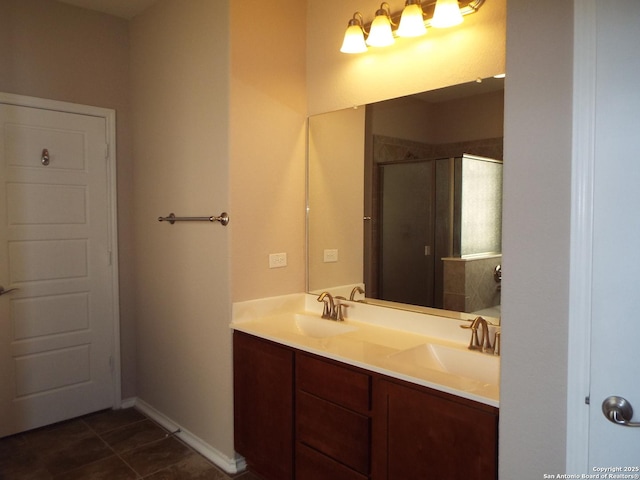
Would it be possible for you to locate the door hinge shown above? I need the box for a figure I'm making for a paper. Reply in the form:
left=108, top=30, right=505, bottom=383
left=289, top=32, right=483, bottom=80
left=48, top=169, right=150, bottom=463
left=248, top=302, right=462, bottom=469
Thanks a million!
left=585, top=395, right=590, bottom=405
left=104, top=143, right=110, bottom=160
left=109, top=355, right=114, bottom=373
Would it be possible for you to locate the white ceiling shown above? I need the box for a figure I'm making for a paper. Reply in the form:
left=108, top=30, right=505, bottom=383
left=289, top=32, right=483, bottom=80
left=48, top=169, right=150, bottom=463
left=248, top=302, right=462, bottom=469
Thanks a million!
left=56, top=0, right=159, bottom=19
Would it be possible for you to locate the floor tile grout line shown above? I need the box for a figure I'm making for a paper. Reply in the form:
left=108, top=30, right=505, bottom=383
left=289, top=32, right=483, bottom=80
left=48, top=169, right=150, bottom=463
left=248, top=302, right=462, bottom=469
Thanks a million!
left=20, top=418, right=102, bottom=478
left=47, top=418, right=141, bottom=479
left=97, top=416, right=196, bottom=479
left=83, top=415, right=150, bottom=437
left=89, top=416, right=167, bottom=479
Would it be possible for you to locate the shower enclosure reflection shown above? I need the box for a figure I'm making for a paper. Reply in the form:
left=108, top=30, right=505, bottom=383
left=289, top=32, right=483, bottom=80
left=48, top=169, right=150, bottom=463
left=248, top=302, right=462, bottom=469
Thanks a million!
left=376, top=154, right=502, bottom=312
left=308, top=78, right=504, bottom=320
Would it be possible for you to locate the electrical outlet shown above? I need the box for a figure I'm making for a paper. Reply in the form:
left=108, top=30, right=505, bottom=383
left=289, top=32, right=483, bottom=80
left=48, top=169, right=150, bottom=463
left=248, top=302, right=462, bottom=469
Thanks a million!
left=269, top=252, right=287, bottom=268
left=323, top=249, right=338, bottom=263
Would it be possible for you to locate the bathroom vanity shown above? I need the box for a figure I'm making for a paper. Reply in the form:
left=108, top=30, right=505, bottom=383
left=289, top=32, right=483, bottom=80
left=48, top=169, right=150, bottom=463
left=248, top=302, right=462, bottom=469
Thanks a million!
left=232, top=295, right=499, bottom=480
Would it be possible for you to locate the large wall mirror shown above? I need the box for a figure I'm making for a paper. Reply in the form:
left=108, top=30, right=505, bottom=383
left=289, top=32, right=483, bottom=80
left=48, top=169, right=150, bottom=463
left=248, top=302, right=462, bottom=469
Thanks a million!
left=307, top=76, right=504, bottom=323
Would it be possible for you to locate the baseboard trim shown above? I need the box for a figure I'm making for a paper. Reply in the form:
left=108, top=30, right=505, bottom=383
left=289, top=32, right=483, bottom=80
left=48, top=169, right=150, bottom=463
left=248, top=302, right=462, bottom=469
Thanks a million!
left=131, top=398, right=247, bottom=474
left=120, top=397, right=137, bottom=409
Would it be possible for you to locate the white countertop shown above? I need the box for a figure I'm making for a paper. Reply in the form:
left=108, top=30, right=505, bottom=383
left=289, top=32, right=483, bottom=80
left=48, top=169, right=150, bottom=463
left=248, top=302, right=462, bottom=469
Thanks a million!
left=231, top=294, right=500, bottom=408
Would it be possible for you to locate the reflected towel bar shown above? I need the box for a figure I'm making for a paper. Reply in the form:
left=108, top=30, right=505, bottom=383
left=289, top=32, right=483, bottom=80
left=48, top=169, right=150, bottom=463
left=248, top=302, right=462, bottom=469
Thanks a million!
left=158, top=212, right=229, bottom=226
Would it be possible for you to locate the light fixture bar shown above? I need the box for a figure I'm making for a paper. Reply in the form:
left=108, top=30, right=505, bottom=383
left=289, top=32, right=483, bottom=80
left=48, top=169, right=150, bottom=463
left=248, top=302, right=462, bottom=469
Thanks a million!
left=363, top=0, right=485, bottom=37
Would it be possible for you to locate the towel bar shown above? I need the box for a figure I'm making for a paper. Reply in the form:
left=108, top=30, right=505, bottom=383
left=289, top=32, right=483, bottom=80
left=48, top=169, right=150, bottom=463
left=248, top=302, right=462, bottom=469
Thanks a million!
left=158, top=212, right=229, bottom=226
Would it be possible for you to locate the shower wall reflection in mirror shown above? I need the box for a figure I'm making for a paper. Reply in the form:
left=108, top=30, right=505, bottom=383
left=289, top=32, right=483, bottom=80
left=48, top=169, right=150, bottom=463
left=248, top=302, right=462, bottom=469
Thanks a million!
left=307, top=77, right=504, bottom=322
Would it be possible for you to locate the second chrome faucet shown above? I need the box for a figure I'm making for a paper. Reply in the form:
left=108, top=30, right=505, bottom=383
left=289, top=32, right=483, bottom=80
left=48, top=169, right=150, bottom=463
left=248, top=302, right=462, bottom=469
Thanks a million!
left=461, top=316, right=501, bottom=356
left=317, top=292, right=349, bottom=321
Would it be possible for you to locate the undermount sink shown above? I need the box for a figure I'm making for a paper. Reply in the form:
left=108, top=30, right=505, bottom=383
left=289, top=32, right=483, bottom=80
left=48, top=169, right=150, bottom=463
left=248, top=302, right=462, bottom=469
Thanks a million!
left=387, top=342, right=500, bottom=386
left=294, top=314, right=358, bottom=339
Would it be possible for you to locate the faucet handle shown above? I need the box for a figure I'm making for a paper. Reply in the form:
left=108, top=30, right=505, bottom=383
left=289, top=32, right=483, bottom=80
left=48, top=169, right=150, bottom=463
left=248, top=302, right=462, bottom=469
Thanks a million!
left=335, top=302, right=349, bottom=321
left=493, top=330, right=501, bottom=356
left=460, top=321, right=482, bottom=350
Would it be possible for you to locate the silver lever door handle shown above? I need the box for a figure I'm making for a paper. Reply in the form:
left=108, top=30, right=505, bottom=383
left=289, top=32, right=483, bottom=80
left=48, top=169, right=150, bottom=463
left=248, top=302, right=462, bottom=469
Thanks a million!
left=0, top=286, right=18, bottom=296
left=602, top=396, right=640, bottom=427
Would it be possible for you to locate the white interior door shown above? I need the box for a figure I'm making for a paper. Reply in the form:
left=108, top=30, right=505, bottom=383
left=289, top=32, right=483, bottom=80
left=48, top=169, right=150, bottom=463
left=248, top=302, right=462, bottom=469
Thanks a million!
left=588, top=0, right=640, bottom=467
left=0, top=101, right=117, bottom=437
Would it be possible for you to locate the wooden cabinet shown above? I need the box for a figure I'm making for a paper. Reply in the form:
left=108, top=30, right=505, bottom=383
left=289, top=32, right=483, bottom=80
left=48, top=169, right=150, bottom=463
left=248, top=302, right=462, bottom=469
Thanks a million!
left=233, top=332, right=294, bottom=480
left=233, top=331, right=498, bottom=480
left=372, top=378, right=498, bottom=480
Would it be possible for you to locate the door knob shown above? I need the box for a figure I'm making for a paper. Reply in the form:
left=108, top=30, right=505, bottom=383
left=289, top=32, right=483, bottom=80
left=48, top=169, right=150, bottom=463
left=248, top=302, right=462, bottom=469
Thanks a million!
left=602, top=396, right=640, bottom=427
left=0, top=286, right=17, bottom=296
left=41, top=148, right=50, bottom=166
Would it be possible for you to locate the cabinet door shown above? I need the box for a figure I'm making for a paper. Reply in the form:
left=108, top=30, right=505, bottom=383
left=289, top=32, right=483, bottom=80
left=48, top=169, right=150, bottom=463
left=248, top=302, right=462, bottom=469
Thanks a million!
left=233, top=332, right=294, bottom=480
left=373, top=379, right=498, bottom=480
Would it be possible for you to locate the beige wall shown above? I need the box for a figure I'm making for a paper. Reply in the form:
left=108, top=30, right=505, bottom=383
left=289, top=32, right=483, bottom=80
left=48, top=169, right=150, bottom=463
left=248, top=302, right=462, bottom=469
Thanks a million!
left=431, top=90, right=504, bottom=143
left=130, top=0, right=234, bottom=458
left=0, top=0, right=136, bottom=399
left=371, top=98, right=439, bottom=143
left=229, top=0, right=307, bottom=302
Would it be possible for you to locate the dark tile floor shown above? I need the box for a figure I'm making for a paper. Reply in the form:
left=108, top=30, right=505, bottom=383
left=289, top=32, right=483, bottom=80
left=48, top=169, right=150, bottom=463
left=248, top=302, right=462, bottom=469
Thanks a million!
left=0, top=408, right=262, bottom=480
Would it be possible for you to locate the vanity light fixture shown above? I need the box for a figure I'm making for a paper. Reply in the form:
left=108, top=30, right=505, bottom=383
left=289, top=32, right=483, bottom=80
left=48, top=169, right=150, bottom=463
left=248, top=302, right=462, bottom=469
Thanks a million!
left=340, top=0, right=485, bottom=53
left=366, top=3, right=395, bottom=47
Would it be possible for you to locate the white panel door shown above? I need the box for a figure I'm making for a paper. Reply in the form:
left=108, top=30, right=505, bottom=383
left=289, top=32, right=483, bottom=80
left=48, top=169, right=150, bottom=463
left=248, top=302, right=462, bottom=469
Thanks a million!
left=588, top=0, right=640, bottom=468
left=0, top=103, right=115, bottom=437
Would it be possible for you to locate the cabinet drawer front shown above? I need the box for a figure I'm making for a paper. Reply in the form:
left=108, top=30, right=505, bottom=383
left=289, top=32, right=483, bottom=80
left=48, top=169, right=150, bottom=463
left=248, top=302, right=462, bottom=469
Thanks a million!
left=296, top=353, right=371, bottom=412
left=297, top=391, right=370, bottom=474
left=296, top=442, right=368, bottom=480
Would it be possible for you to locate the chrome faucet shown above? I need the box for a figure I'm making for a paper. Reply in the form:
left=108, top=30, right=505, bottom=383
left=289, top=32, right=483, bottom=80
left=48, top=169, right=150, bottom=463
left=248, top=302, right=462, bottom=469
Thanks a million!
left=350, top=286, right=365, bottom=301
left=317, top=292, right=348, bottom=321
left=461, top=316, right=500, bottom=355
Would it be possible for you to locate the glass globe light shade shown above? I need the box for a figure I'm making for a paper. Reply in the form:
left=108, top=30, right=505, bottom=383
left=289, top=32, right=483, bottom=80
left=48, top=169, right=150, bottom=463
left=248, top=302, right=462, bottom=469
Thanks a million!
left=431, top=0, right=463, bottom=28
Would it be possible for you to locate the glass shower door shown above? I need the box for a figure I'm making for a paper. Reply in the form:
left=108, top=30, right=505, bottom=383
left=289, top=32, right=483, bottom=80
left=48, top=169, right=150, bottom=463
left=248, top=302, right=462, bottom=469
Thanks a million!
left=379, top=161, right=435, bottom=307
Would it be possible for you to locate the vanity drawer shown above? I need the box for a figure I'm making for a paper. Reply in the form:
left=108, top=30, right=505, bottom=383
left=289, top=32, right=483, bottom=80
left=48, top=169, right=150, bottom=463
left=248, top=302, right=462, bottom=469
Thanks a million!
left=296, top=390, right=370, bottom=474
left=296, top=353, right=371, bottom=413
left=296, top=442, right=368, bottom=480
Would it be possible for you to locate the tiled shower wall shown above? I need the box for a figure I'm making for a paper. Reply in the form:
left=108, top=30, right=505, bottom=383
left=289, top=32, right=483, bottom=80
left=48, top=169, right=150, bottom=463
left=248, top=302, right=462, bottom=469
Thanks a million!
left=373, top=135, right=504, bottom=164
left=442, top=255, right=502, bottom=313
